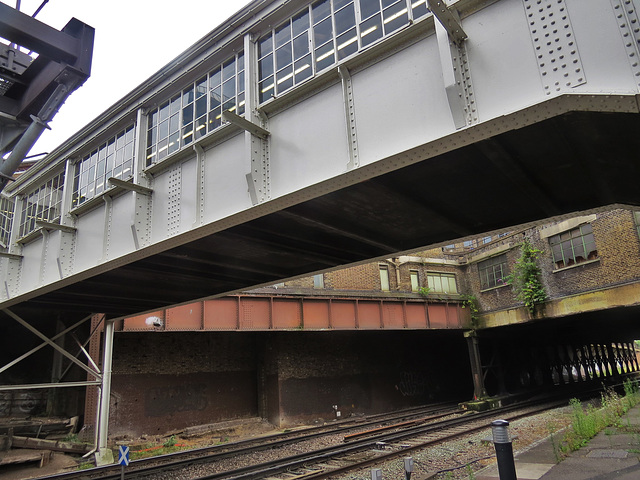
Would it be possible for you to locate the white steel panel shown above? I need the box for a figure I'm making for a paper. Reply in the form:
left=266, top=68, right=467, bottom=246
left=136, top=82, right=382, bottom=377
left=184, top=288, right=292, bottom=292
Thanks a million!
left=354, top=38, right=453, bottom=166
left=74, top=205, right=107, bottom=269
left=40, top=232, right=62, bottom=285
left=201, top=135, right=252, bottom=224
left=107, top=194, right=137, bottom=260
left=18, top=239, right=44, bottom=291
left=178, top=160, right=197, bottom=234
left=269, top=83, right=348, bottom=198
left=567, top=0, right=640, bottom=94
left=466, top=0, right=546, bottom=121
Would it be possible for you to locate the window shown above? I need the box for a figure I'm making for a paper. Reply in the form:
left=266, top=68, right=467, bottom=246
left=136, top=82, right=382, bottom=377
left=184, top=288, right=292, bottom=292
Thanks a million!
left=478, top=254, right=508, bottom=290
left=427, top=272, right=457, bottom=294
left=410, top=270, right=419, bottom=292
left=549, top=224, right=597, bottom=269
left=72, top=124, right=136, bottom=208
left=0, top=196, right=14, bottom=247
left=313, top=273, right=324, bottom=288
left=379, top=264, right=390, bottom=291
left=146, top=52, right=245, bottom=166
left=19, top=171, right=65, bottom=238
left=257, top=0, right=429, bottom=102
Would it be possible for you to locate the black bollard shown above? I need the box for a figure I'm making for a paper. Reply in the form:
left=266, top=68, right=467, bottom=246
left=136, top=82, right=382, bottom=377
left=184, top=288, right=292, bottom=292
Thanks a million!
left=491, top=419, right=517, bottom=480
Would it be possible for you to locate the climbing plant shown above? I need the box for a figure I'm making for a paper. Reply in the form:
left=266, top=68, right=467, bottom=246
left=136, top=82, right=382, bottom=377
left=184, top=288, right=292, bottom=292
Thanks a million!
left=506, top=239, right=547, bottom=314
left=461, top=294, right=480, bottom=326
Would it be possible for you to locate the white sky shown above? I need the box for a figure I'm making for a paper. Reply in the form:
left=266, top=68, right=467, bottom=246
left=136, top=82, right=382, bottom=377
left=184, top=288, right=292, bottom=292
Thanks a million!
left=2, top=0, right=250, bottom=156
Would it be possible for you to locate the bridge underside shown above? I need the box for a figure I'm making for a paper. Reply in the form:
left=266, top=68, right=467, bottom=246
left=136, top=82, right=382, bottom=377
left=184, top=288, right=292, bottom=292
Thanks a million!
left=6, top=110, right=640, bottom=320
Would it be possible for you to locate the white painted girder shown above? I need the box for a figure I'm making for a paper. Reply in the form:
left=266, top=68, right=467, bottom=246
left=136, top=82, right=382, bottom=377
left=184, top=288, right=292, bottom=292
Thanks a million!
left=0, top=0, right=639, bottom=312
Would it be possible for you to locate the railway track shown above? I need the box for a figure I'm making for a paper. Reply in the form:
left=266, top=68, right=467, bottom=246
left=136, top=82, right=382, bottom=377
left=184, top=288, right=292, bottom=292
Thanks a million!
left=41, top=403, right=462, bottom=480
left=189, top=400, right=565, bottom=480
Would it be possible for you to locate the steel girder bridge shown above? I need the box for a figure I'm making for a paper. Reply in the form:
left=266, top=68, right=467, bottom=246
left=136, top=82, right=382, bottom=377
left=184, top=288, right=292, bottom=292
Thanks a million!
left=1, top=0, right=640, bottom=463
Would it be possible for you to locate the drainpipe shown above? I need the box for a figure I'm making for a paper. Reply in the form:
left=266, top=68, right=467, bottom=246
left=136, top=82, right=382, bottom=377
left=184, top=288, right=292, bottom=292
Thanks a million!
left=388, top=258, right=402, bottom=290
left=95, top=319, right=115, bottom=466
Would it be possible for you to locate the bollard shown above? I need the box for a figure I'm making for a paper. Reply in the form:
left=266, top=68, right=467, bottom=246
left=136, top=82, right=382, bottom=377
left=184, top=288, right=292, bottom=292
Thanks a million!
left=404, top=456, right=414, bottom=480
left=491, top=419, right=517, bottom=480
left=371, top=467, right=382, bottom=480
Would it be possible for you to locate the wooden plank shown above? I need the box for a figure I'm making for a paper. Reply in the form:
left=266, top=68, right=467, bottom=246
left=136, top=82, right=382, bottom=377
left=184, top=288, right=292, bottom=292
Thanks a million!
left=10, top=435, right=91, bottom=454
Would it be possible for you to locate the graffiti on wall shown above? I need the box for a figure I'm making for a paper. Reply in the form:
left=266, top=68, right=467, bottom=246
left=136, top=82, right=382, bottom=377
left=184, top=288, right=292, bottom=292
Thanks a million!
left=395, top=371, right=429, bottom=397
left=0, top=391, right=46, bottom=416
left=145, top=383, right=208, bottom=417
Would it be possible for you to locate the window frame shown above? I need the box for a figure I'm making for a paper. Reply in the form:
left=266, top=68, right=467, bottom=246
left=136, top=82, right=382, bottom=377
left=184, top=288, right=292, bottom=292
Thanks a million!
left=18, top=170, right=65, bottom=239
left=478, top=253, right=509, bottom=290
left=257, top=0, right=429, bottom=103
left=72, top=124, right=136, bottom=208
left=549, top=224, right=597, bottom=270
left=426, top=272, right=457, bottom=294
left=145, top=52, right=245, bottom=167
left=379, top=264, right=390, bottom=291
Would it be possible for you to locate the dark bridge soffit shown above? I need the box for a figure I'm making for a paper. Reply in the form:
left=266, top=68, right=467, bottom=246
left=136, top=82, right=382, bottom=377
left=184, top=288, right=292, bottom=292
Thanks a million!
left=4, top=94, right=640, bottom=320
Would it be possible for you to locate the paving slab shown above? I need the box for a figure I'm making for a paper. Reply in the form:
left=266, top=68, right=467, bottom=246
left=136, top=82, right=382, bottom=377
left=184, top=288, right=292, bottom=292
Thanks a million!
left=476, top=403, right=640, bottom=480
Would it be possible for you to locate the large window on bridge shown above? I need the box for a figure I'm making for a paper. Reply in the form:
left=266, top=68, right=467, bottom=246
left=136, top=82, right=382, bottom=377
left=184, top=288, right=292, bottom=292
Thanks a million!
left=19, top=171, right=65, bottom=238
left=72, top=124, right=136, bottom=208
left=426, top=272, right=457, bottom=294
left=0, top=196, right=14, bottom=248
left=146, top=52, right=245, bottom=166
left=257, top=0, right=429, bottom=103
left=549, top=224, right=598, bottom=269
left=478, top=254, right=508, bottom=290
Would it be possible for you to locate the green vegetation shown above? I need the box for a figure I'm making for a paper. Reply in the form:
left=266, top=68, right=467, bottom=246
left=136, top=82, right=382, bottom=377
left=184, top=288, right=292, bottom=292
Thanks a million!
left=506, top=239, right=547, bottom=314
left=461, top=294, right=480, bottom=324
left=550, top=380, right=639, bottom=457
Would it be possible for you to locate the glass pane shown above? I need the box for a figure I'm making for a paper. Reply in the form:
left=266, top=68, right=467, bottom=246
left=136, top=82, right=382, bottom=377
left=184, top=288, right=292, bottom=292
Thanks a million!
left=334, top=0, right=352, bottom=10
left=360, top=14, right=383, bottom=47
left=315, top=41, right=335, bottom=71
left=182, top=103, right=194, bottom=126
left=259, top=54, right=274, bottom=80
left=158, top=102, right=169, bottom=122
left=275, top=21, right=291, bottom=48
left=237, top=92, right=245, bottom=115
left=258, top=34, right=273, bottom=58
left=209, top=67, right=222, bottom=87
left=312, top=0, right=331, bottom=23
left=294, top=55, right=313, bottom=82
left=276, top=65, right=294, bottom=93
left=170, top=95, right=181, bottom=114
left=168, top=131, right=180, bottom=154
left=222, top=79, right=236, bottom=110
left=293, top=32, right=310, bottom=59
left=412, top=0, right=429, bottom=19
left=335, top=4, right=355, bottom=35
left=195, top=115, right=207, bottom=138
left=360, top=0, right=380, bottom=19
left=158, top=119, right=169, bottom=140
left=276, top=44, right=293, bottom=70
left=196, top=77, right=207, bottom=97
left=292, top=9, right=310, bottom=37
left=169, top=113, right=179, bottom=134
left=195, top=95, right=207, bottom=119
left=182, top=123, right=193, bottom=145
left=337, top=28, right=358, bottom=59
left=210, top=86, right=222, bottom=110
left=313, top=17, right=333, bottom=45
left=259, top=76, right=275, bottom=102
left=222, top=58, right=235, bottom=81
left=208, top=109, right=222, bottom=131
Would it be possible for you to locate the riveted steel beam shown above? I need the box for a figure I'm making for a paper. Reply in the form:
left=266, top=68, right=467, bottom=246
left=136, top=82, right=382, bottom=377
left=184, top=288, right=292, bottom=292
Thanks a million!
left=427, top=0, right=467, bottom=46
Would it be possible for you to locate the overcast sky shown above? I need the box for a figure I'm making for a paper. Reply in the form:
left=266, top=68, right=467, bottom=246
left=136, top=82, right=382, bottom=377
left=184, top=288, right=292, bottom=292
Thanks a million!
left=2, top=0, right=250, bottom=156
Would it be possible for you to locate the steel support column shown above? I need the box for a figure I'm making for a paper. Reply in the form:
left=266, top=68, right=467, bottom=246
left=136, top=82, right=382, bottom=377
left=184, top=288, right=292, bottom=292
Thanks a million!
left=464, top=331, right=487, bottom=400
left=95, top=319, right=115, bottom=466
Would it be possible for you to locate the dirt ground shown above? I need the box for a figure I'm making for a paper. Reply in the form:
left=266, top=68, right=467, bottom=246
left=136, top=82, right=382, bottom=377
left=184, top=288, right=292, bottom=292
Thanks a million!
left=0, top=417, right=282, bottom=479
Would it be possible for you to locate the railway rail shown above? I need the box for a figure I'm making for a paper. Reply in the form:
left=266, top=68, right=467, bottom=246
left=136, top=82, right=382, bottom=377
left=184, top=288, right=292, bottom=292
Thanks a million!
left=41, top=403, right=462, bottom=480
